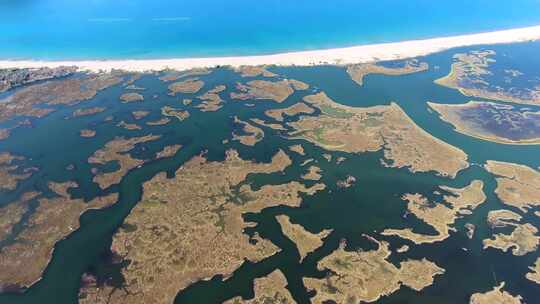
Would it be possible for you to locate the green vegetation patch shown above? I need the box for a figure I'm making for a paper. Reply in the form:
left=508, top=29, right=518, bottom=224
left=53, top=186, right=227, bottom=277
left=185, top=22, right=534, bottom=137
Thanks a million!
left=320, top=105, right=354, bottom=119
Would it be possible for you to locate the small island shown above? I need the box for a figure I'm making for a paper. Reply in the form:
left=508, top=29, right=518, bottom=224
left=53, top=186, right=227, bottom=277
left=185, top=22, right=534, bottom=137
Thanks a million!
left=276, top=214, right=331, bottom=262
left=382, top=180, right=486, bottom=244
left=159, top=68, right=211, bottom=82
left=0, top=152, right=33, bottom=191
left=223, top=270, right=295, bottom=304
left=0, top=73, right=122, bottom=127
left=526, top=258, right=540, bottom=284
left=232, top=116, right=264, bottom=146
left=231, top=79, right=307, bottom=103
left=428, top=101, right=540, bottom=144
left=146, top=117, right=171, bottom=126
left=132, top=110, right=150, bottom=120
left=289, top=92, right=469, bottom=177
left=301, top=165, right=322, bottom=181
left=470, top=282, right=523, bottom=304
left=119, top=92, right=144, bottom=103
left=288, top=144, right=305, bottom=155
left=88, top=135, right=161, bottom=189
left=167, top=78, right=205, bottom=95
left=117, top=120, right=142, bottom=130
left=483, top=222, right=538, bottom=256
left=195, top=85, right=226, bottom=112
left=435, top=50, right=540, bottom=106
left=304, top=236, right=444, bottom=304
left=72, top=107, right=106, bottom=118
left=250, top=118, right=287, bottom=131
left=265, top=102, right=315, bottom=122
left=235, top=65, right=277, bottom=78
left=155, top=144, right=182, bottom=159
left=347, top=59, right=428, bottom=86
left=484, top=160, right=540, bottom=212
left=487, top=209, right=522, bottom=228
left=79, top=129, right=96, bottom=138
left=161, top=106, right=190, bottom=121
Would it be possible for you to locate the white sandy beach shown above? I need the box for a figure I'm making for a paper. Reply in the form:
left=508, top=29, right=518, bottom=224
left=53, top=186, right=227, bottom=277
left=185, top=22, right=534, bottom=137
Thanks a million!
left=1, top=25, right=540, bottom=72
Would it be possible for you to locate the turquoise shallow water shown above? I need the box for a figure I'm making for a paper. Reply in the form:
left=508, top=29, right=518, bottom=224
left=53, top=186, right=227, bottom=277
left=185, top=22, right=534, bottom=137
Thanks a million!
left=1, top=0, right=540, bottom=60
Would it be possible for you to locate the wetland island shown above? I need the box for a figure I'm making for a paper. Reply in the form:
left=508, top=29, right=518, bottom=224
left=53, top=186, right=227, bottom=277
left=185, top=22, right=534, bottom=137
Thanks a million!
left=0, top=13, right=540, bottom=304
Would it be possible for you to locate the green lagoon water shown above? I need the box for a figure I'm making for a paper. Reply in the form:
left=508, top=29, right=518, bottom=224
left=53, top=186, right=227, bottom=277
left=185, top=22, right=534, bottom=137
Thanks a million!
left=0, top=41, right=539, bottom=303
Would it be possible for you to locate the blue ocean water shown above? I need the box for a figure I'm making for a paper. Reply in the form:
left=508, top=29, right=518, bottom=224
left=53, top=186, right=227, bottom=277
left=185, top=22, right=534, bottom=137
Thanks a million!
left=1, top=0, right=540, bottom=60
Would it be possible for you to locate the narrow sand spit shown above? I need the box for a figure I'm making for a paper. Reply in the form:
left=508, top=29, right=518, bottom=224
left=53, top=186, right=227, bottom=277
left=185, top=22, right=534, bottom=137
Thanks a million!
left=1, top=25, right=540, bottom=72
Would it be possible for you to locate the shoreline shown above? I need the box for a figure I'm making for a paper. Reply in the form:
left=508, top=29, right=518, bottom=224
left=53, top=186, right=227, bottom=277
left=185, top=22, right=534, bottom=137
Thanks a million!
left=1, top=25, right=540, bottom=72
